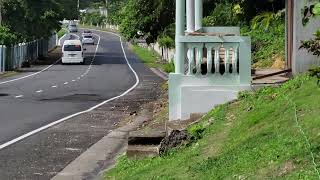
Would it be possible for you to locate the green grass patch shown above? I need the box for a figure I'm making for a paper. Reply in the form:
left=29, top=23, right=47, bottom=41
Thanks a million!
left=131, top=44, right=174, bottom=73
left=0, top=71, right=18, bottom=79
left=57, top=28, right=67, bottom=38
left=106, top=75, right=320, bottom=179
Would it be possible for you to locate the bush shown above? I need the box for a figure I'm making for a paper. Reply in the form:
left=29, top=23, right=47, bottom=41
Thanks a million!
left=163, top=61, right=175, bottom=73
left=81, top=12, right=106, bottom=26
left=203, top=3, right=239, bottom=26
left=241, top=19, right=285, bottom=68
left=0, top=26, right=18, bottom=45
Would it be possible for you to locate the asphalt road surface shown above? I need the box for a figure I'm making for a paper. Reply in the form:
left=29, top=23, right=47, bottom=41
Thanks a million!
left=0, top=29, right=165, bottom=180
left=0, top=30, right=137, bottom=146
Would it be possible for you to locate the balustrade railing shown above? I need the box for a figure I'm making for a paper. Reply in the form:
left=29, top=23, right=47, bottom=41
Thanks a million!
left=178, top=33, right=251, bottom=84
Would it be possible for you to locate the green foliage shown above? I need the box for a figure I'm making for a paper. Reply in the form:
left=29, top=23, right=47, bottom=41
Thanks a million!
left=300, top=30, right=320, bottom=57
left=131, top=44, right=172, bottom=73
left=158, top=36, right=174, bottom=49
left=251, top=10, right=284, bottom=30
left=163, top=61, right=175, bottom=73
left=106, top=0, right=127, bottom=25
left=117, top=0, right=174, bottom=42
left=106, top=75, right=320, bottom=179
left=57, top=28, right=67, bottom=39
left=308, top=66, right=320, bottom=86
left=242, top=19, right=285, bottom=68
left=0, top=0, right=89, bottom=43
left=0, top=26, right=17, bottom=45
left=313, top=3, right=320, bottom=15
left=81, top=12, right=106, bottom=26
left=203, top=3, right=239, bottom=26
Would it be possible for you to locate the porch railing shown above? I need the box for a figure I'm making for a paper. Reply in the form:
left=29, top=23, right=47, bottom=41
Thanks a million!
left=177, top=29, right=251, bottom=85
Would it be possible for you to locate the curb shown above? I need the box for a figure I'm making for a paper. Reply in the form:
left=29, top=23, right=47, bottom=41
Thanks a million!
left=150, top=68, right=169, bottom=80
left=51, top=111, right=151, bottom=180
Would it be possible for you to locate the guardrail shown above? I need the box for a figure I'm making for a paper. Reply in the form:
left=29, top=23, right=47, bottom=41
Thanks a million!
left=0, top=34, right=57, bottom=72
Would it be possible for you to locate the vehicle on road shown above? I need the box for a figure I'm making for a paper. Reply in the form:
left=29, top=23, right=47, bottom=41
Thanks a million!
left=83, top=30, right=92, bottom=35
left=62, top=40, right=85, bottom=64
left=82, top=34, right=95, bottom=45
left=68, top=24, right=78, bottom=33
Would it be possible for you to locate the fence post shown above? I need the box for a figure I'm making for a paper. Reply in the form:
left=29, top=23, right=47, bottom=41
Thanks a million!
left=0, top=45, right=3, bottom=72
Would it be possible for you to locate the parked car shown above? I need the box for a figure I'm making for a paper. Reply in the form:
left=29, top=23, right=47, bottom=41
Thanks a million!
left=82, top=34, right=94, bottom=45
left=68, top=24, right=78, bottom=33
left=62, top=40, right=85, bottom=64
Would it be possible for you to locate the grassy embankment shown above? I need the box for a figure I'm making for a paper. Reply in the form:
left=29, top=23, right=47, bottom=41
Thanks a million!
left=57, top=28, right=68, bottom=39
left=241, top=21, right=285, bottom=69
left=106, top=75, right=320, bottom=179
left=130, top=44, right=175, bottom=73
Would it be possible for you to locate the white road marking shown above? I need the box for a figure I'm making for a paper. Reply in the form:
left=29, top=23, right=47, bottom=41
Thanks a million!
left=36, top=90, right=43, bottom=93
left=77, top=77, right=81, bottom=80
left=51, top=85, right=58, bottom=88
left=72, top=80, right=76, bottom=82
left=64, top=82, right=69, bottom=85
left=15, top=95, right=24, bottom=98
left=0, top=30, right=139, bottom=151
left=58, top=33, right=68, bottom=46
left=0, top=58, right=61, bottom=85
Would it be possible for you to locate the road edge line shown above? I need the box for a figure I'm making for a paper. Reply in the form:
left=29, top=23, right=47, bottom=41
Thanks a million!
left=0, top=29, right=140, bottom=151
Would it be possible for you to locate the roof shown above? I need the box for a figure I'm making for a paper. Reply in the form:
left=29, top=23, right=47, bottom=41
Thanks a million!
left=63, top=40, right=82, bottom=45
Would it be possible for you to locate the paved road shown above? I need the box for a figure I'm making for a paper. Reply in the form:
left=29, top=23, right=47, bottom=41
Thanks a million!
left=0, top=30, right=136, bottom=145
left=0, top=29, right=164, bottom=180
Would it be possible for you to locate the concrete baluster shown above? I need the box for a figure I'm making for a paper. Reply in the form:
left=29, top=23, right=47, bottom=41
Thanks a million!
left=195, top=45, right=203, bottom=74
left=214, top=45, right=220, bottom=74
left=232, top=44, right=239, bottom=74
left=187, top=47, right=195, bottom=75
left=224, top=45, right=230, bottom=74
left=205, top=44, right=213, bottom=75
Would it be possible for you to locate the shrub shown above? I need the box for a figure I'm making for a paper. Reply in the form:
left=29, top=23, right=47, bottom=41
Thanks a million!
left=0, top=26, right=18, bottom=45
left=203, top=3, right=239, bottom=26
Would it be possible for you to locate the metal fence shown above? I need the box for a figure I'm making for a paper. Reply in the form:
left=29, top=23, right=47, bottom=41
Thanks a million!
left=0, top=34, right=57, bottom=72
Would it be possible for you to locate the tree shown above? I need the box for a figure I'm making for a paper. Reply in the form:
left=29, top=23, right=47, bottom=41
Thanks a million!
left=118, top=0, right=174, bottom=42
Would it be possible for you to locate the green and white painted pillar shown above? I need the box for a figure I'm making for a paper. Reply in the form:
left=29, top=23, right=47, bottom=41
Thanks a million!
left=186, top=0, right=195, bottom=32
left=195, top=0, right=203, bottom=31
left=175, top=0, right=186, bottom=74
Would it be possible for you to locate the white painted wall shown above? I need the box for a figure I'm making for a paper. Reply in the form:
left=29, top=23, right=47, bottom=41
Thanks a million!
left=292, top=0, right=320, bottom=74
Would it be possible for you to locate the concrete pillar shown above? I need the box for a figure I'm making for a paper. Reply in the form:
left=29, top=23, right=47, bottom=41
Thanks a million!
left=195, top=0, right=203, bottom=31
left=175, top=0, right=186, bottom=74
left=186, top=0, right=195, bottom=32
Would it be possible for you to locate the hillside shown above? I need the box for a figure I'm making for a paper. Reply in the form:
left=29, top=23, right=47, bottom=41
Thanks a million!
left=106, top=75, right=320, bottom=179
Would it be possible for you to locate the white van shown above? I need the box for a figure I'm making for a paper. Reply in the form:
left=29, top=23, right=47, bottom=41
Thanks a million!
left=62, top=40, right=85, bottom=64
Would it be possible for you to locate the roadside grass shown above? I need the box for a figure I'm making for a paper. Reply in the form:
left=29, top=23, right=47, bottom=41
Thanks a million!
left=0, top=71, right=19, bottom=79
left=130, top=44, right=174, bottom=73
left=106, top=75, right=320, bottom=179
left=57, top=28, right=67, bottom=39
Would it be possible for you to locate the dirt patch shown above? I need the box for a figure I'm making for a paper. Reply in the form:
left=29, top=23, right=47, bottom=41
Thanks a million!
left=278, top=161, right=296, bottom=177
left=271, top=55, right=285, bottom=69
left=159, top=130, right=191, bottom=154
